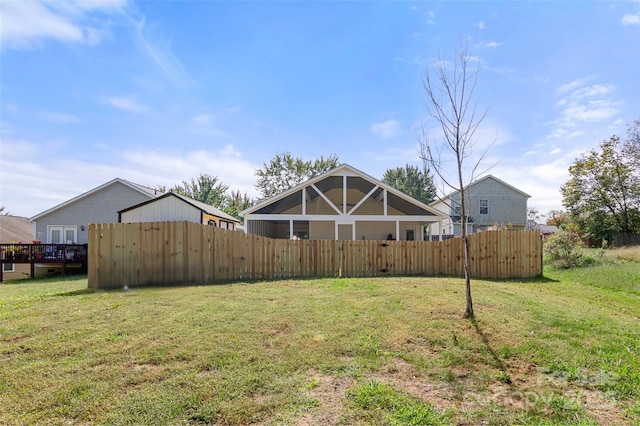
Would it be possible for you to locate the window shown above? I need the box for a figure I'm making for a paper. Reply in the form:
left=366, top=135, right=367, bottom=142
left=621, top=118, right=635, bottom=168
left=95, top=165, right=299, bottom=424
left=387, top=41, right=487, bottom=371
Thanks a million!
left=480, top=199, right=488, bottom=215
left=405, top=228, right=415, bottom=241
left=48, top=226, right=77, bottom=243
left=2, top=263, right=14, bottom=273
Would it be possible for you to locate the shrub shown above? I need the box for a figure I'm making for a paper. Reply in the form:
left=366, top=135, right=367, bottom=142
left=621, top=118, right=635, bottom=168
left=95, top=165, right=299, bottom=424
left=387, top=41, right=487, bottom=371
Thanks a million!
left=544, top=229, right=584, bottom=268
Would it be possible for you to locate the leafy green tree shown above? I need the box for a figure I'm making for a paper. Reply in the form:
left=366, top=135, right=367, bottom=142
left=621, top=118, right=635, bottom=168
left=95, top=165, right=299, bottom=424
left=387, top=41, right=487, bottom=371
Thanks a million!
left=561, top=133, right=640, bottom=243
left=255, top=152, right=339, bottom=199
left=223, top=190, right=255, bottom=221
left=382, top=164, right=436, bottom=205
left=172, top=174, right=229, bottom=208
left=623, top=118, right=640, bottom=169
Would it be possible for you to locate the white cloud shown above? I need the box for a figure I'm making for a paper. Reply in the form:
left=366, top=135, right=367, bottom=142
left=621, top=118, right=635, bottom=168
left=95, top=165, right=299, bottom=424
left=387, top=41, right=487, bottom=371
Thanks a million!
left=39, top=111, right=85, bottom=124
left=548, top=79, right=623, bottom=138
left=426, top=10, right=435, bottom=25
left=571, top=84, right=615, bottom=99
left=104, top=96, right=148, bottom=113
left=556, top=77, right=594, bottom=94
left=132, top=16, right=195, bottom=88
left=474, top=21, right=486, bottom=30
left=0, top=137, right=260, bottom=217
left=621, top=13, right=640, bottom=25
left=371, top=120, right=402, bottom=139
left=486, top=42, right=502, bottom=48
left=192, top=113, right=211, bottom=124
left=0, top=0, right=127, bottom=50
left=122, top=146, right=258, bottom=195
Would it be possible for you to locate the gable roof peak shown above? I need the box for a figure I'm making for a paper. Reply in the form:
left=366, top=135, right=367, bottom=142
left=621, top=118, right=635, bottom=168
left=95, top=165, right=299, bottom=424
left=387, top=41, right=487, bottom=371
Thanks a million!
left=30, top=177, right=160, bottom=221
left=240, top=162, right=443, bottom=217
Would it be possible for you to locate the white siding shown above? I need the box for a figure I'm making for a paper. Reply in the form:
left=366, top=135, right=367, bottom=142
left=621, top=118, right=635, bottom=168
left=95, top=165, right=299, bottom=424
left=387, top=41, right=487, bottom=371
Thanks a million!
left=121, top=196, right=201, bottom=223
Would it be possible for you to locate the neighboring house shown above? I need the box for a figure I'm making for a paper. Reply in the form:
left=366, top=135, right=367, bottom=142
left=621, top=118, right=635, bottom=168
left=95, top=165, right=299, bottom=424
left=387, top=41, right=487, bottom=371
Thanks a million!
left=119, top=191, right=241, bottom=230
left=240, top=163, right=443, bottom=241
left=0, top=215, right=33, bottom=280
left=538, top=224, right=559, bottom=239
left=30, top=178, right=161, bottom=244
left=428, top=175, right=530, bottom=237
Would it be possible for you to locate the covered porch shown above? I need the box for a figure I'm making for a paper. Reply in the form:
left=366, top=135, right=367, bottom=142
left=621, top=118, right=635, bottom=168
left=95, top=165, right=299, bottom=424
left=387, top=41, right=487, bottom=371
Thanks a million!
left=244, top=217, right=437, bottom=241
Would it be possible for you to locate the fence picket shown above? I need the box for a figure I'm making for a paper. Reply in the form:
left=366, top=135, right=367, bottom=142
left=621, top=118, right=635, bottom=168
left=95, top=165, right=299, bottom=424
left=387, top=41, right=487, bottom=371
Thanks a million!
left=88, top=223, right=542, bottom=288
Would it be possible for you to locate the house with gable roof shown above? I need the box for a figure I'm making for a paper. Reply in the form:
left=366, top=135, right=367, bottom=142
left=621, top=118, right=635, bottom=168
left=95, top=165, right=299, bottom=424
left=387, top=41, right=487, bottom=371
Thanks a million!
left=428, top=175, right=530, bottom=237
left=240, top=163, right=443, bottom=241
left=30, top=178, right=161, bottom=245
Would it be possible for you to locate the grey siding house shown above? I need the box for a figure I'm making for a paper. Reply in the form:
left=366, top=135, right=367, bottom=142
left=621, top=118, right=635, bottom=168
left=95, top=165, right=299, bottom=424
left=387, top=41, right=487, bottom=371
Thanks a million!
left=428, top=175, right=530, bottom=237
left=30, top=178, right=160, bottom=244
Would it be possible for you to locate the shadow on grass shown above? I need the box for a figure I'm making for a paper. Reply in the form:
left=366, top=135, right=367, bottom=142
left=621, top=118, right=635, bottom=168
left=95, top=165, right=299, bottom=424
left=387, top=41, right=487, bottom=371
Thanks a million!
left=493, top=275, right=560, bottom=284
left=52, top=288, right=100, bottom=297
left=1, top=274, right=88, bottom=286
left=469, top=316, right=507, bottom=373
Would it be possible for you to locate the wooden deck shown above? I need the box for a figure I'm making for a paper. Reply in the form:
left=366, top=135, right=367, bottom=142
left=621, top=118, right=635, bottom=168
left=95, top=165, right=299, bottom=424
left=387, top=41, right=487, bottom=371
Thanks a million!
left=0, top=243, right=88, bottom=282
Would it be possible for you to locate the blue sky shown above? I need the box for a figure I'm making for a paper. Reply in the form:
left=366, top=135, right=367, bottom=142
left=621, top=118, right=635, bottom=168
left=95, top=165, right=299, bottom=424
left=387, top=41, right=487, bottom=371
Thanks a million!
left=1, top=0, right=639, bottom=219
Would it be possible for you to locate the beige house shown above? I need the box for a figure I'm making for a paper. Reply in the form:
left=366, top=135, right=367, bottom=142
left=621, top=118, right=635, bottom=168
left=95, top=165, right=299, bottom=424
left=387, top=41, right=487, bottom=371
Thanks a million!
left=0, top=215, right=33, bottom=281
left=428, top=175, right=530, bottom=238
left=240, top=164, right=443, bottom=241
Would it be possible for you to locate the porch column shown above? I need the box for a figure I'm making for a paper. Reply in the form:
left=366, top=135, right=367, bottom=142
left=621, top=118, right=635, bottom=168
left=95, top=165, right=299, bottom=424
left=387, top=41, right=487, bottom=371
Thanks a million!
left=395, top=221, right=399, bottom=241
left=302, top=188, right=306, bottom=215
left=289, top=220, right=294, bottom=240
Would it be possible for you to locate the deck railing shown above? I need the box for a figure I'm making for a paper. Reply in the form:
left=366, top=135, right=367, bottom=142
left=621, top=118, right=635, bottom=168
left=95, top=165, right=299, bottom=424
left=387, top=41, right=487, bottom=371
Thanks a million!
left=0, top=243, right=88, bottom=281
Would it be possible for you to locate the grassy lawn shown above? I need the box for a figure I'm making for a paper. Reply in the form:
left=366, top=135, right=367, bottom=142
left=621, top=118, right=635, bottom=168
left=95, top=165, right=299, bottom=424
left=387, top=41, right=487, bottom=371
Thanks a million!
left=1, top=248, right=639, bottom=425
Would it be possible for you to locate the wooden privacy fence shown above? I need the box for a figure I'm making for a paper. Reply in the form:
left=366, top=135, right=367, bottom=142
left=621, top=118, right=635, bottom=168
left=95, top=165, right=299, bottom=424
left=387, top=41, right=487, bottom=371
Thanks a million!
left=88, top=222, right=542, bottom=289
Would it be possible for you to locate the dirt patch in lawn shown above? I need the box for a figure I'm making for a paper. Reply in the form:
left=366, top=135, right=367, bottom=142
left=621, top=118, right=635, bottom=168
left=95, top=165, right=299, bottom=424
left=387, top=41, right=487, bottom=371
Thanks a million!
left=294, top=371, right=355, bottom=426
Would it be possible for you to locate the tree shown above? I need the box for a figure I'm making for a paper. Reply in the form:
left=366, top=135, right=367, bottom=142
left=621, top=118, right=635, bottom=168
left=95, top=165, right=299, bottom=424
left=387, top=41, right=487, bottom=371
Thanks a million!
left=623, top=118, right=640, bottom=170
left=546, top=209, right=570, bottom=229
left=419, top=44, right=490, bottom=319
left=526, top=207, right=543, bottom=230
left=382, top=164, right=437, bottom=205
left=172, top=174, right=229, bottom=207
left=223, top=190, right=255, bottom=222
left=561, top=131, right=640, bottom=244
left=544, top=229, right=584, bottom=269
left=255, top=152, right=339, bottom=199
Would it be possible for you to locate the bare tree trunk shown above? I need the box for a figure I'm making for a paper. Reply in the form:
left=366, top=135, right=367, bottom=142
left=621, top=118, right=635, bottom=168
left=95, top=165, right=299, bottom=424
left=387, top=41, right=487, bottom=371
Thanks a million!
left=463, top=235, right=473, bottom=318
left=419, top=43, right=492, bottom=320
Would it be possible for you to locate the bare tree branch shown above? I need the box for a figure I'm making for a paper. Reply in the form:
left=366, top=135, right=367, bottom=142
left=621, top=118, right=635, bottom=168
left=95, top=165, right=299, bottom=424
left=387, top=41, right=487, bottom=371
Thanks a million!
left=418, top=43, right=494, bottom=319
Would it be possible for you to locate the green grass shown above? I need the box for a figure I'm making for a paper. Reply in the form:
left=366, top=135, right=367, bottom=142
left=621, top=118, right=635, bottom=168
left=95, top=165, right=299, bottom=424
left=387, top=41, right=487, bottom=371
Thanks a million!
left=1, top=252, right=639, bottom=425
